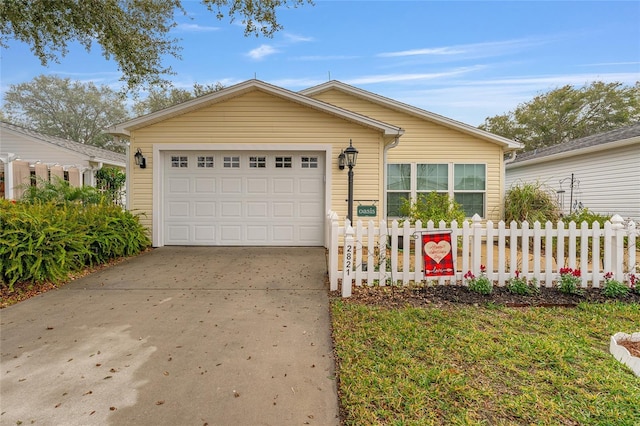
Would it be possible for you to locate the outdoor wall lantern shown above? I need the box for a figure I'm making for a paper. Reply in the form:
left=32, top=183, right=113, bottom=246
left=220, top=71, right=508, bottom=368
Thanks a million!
left=337, top=150, right=346, bottom=170
left=343, top=139, right=358, bottom=223
left=134, top=148, right=146, bottom=169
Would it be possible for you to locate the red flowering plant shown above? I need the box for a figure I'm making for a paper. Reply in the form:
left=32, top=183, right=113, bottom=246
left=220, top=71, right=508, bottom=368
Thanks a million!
left=507, top=269, right=538, bottom=296
left=627, top=272, right=638, bottom=295
left=464, top=265, right=492, bottom=295
left=558, top=267, right=583, bottom=295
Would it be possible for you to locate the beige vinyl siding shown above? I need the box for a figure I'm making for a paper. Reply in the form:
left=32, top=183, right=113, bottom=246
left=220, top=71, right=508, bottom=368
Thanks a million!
left=310, top=89, right=506, bottom=221
left=129, top=89, right=385, bottom=229
left=506, top=143, right=640, bottom=221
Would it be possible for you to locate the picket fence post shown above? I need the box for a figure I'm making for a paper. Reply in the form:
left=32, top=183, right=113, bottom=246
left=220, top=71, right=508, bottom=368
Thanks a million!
left=342, top=222, right=354, bottom=297
left=610, top=215, right=625, bottom=281
left=328, top=211, right=339, bottom=291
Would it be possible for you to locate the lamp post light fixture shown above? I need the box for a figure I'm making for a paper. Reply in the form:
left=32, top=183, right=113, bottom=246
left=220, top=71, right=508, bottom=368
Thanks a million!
left=343, top=139, right=358, bottom=223
left=134, top=148, right=146, bottom=169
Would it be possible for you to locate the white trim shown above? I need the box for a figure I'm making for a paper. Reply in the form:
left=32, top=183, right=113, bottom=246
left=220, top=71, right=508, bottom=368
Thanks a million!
left=151, top=143, right=333, bottom=247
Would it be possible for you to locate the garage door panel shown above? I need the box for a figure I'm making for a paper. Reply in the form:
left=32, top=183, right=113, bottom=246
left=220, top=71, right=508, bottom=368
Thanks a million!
left=168, top=202, right=190, bottom=217
left=247, top=178, right=268, bottom=193
left=194, top=202, right=215, bottom=217
left=164, top=151, right=324, bottom=246
left=247, top=202, right=268, bottom=217
left=273, top=178, right=294, bottom=194
left=221, top=225, right=242, bottom=242
left=299, top=226, right=322, bottom=242
left=168, top=178, right=190, bottom=193
left=195, top=178, right=216, bottom=193
left=299, top=178, right=323, bottom=194
left=194, top=226, right=216, bottom=242
left=221, top=202, right=242, bottom=217
left=221, top=178, right=242, bottom=193
left=299, top=201, right=322, bottom=218
left=273, top=225, right=294, bottom=242
left=273, top=202, right=294, bottom=218
left=246, top=226, right=268, bottom=242
left=168, top=225, right=190, bottom=242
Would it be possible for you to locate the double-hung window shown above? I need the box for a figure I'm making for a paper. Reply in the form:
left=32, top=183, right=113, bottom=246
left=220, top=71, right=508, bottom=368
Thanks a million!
left=386, top=163, right=486, bottom=218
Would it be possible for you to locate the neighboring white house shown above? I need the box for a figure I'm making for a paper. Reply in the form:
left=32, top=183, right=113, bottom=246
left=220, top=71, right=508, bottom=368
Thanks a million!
left=0, top=121, right=126, bottom=200
left=505, top=123, right=640, bottom=222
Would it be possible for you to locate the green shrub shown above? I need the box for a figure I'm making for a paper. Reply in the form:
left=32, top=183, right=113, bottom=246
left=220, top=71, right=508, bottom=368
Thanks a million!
left=399, top=191, right=466, bottom=226
left=504, top=181, right=561, bottom=224
left=563, top=208, right=610, bottom=226
left=21, top=177, right=105, bottom=205
left=601, top=272, right=629, bottom=298
left=0, top=200, right=149, bottom=289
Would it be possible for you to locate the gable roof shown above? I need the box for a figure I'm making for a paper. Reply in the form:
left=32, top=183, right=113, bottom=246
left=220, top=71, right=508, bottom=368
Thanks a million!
left=300, top=80, right=522, bottom=150
left=507, top=122, right=640, bottom=168
left=107, top=79, right=404, bottom=141
left=1, top=121, right=126, bottom=166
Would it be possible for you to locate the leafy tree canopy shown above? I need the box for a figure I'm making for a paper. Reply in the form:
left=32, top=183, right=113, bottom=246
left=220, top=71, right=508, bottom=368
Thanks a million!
left=133, top=82, right=225, bottom=116
left=479, top=81, right=640, bottom=151
left=0, top=0, right=312, bottom=90
left=3, top=75, right=130, bottom=152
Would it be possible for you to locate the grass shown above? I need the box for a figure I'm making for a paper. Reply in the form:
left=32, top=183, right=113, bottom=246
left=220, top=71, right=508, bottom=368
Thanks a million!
left=331, top=301, right=640, bottom=425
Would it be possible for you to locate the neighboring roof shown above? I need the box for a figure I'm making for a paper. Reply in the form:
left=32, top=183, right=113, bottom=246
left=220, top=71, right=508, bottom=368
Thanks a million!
left=106, top=79, right=404, bottom=140
left=1, top=121, right=126, bottom=166
left=300, top=80, right=523, bottom=151
left=507, top=122, right=640, bottom=168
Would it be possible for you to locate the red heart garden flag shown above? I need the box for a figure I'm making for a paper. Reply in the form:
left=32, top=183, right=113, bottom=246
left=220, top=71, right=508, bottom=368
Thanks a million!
left=422, top=232, right=455, bottom=277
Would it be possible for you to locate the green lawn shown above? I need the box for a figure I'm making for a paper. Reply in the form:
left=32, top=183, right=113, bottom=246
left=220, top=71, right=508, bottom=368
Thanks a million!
left=331, top=301, right=640, bottom=425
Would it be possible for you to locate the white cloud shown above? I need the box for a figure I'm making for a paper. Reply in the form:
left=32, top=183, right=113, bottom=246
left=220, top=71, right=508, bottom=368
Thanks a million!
left=344, top=66, right=486, bottom=85
left=246, top=44, right=279, bottom=60
left=292, top=55, right=360, bottom=61
left=283, top=33, right=314, bottom=43
left=175, top=23, right=220, bottom=32
left=378, top=38, right=548, bottom=59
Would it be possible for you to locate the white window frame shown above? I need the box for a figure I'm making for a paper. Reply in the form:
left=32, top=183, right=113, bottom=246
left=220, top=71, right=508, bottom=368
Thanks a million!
left=386, top=162, right=487, bottom=219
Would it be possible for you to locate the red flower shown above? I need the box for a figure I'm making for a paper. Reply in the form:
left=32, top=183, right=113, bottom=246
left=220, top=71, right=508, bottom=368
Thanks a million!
left=604, top=272, right=613, bottom=280
left=515, top=270, right=520, bottom=278
left=480, top=265, right=486, bottom=273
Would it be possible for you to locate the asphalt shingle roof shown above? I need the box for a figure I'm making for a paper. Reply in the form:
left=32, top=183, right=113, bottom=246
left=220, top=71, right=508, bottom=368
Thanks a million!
left=1, top=121, right=126, bottom=165
left=511, top=122, right=640, bottom=164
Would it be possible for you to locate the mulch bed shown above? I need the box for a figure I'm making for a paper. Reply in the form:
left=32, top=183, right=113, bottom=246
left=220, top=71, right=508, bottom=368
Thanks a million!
left=333, top=284, right=640, bottom=309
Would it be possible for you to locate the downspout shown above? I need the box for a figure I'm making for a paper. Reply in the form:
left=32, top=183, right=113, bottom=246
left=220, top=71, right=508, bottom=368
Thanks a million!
left=382, top=131, right=402, bottom=218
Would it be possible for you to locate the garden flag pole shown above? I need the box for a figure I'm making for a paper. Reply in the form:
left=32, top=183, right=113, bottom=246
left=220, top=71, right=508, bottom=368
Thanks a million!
left=420, top=230, right=455, bottom=277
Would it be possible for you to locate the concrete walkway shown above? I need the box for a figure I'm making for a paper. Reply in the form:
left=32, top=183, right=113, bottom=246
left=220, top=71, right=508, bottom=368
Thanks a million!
left=0, top=247, right=340, bottom=425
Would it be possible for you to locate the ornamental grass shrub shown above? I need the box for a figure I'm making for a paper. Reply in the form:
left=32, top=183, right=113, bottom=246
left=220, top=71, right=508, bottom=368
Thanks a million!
left=0, top=198, right=149, bottom=290
left=504, top=181, right=561, bottom=224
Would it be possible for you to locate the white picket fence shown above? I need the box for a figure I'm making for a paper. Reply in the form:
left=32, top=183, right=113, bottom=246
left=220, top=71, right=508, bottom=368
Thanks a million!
left=326, top=211, right=638, bottom=297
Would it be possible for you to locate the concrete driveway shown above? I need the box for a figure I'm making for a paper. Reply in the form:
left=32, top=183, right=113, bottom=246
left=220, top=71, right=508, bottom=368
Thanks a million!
left=0, top=247, right=340, bottom=425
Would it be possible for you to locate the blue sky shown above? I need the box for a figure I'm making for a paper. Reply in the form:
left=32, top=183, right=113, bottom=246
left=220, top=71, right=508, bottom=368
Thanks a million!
left=1, top=1, right=639, bottom=126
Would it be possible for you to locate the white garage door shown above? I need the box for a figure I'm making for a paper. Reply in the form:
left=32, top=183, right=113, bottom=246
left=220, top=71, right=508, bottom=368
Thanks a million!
left=163, top=151, right=325, bottom=246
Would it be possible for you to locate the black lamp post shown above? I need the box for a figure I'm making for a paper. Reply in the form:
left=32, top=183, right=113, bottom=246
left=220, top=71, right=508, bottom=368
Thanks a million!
left=343, top=139, right=358, bottom=223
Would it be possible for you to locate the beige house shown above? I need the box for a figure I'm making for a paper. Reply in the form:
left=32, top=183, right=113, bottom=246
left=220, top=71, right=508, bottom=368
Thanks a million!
left=107, top=80, right=520, bottom=247
left=0, top=121, right=126, bottom=200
